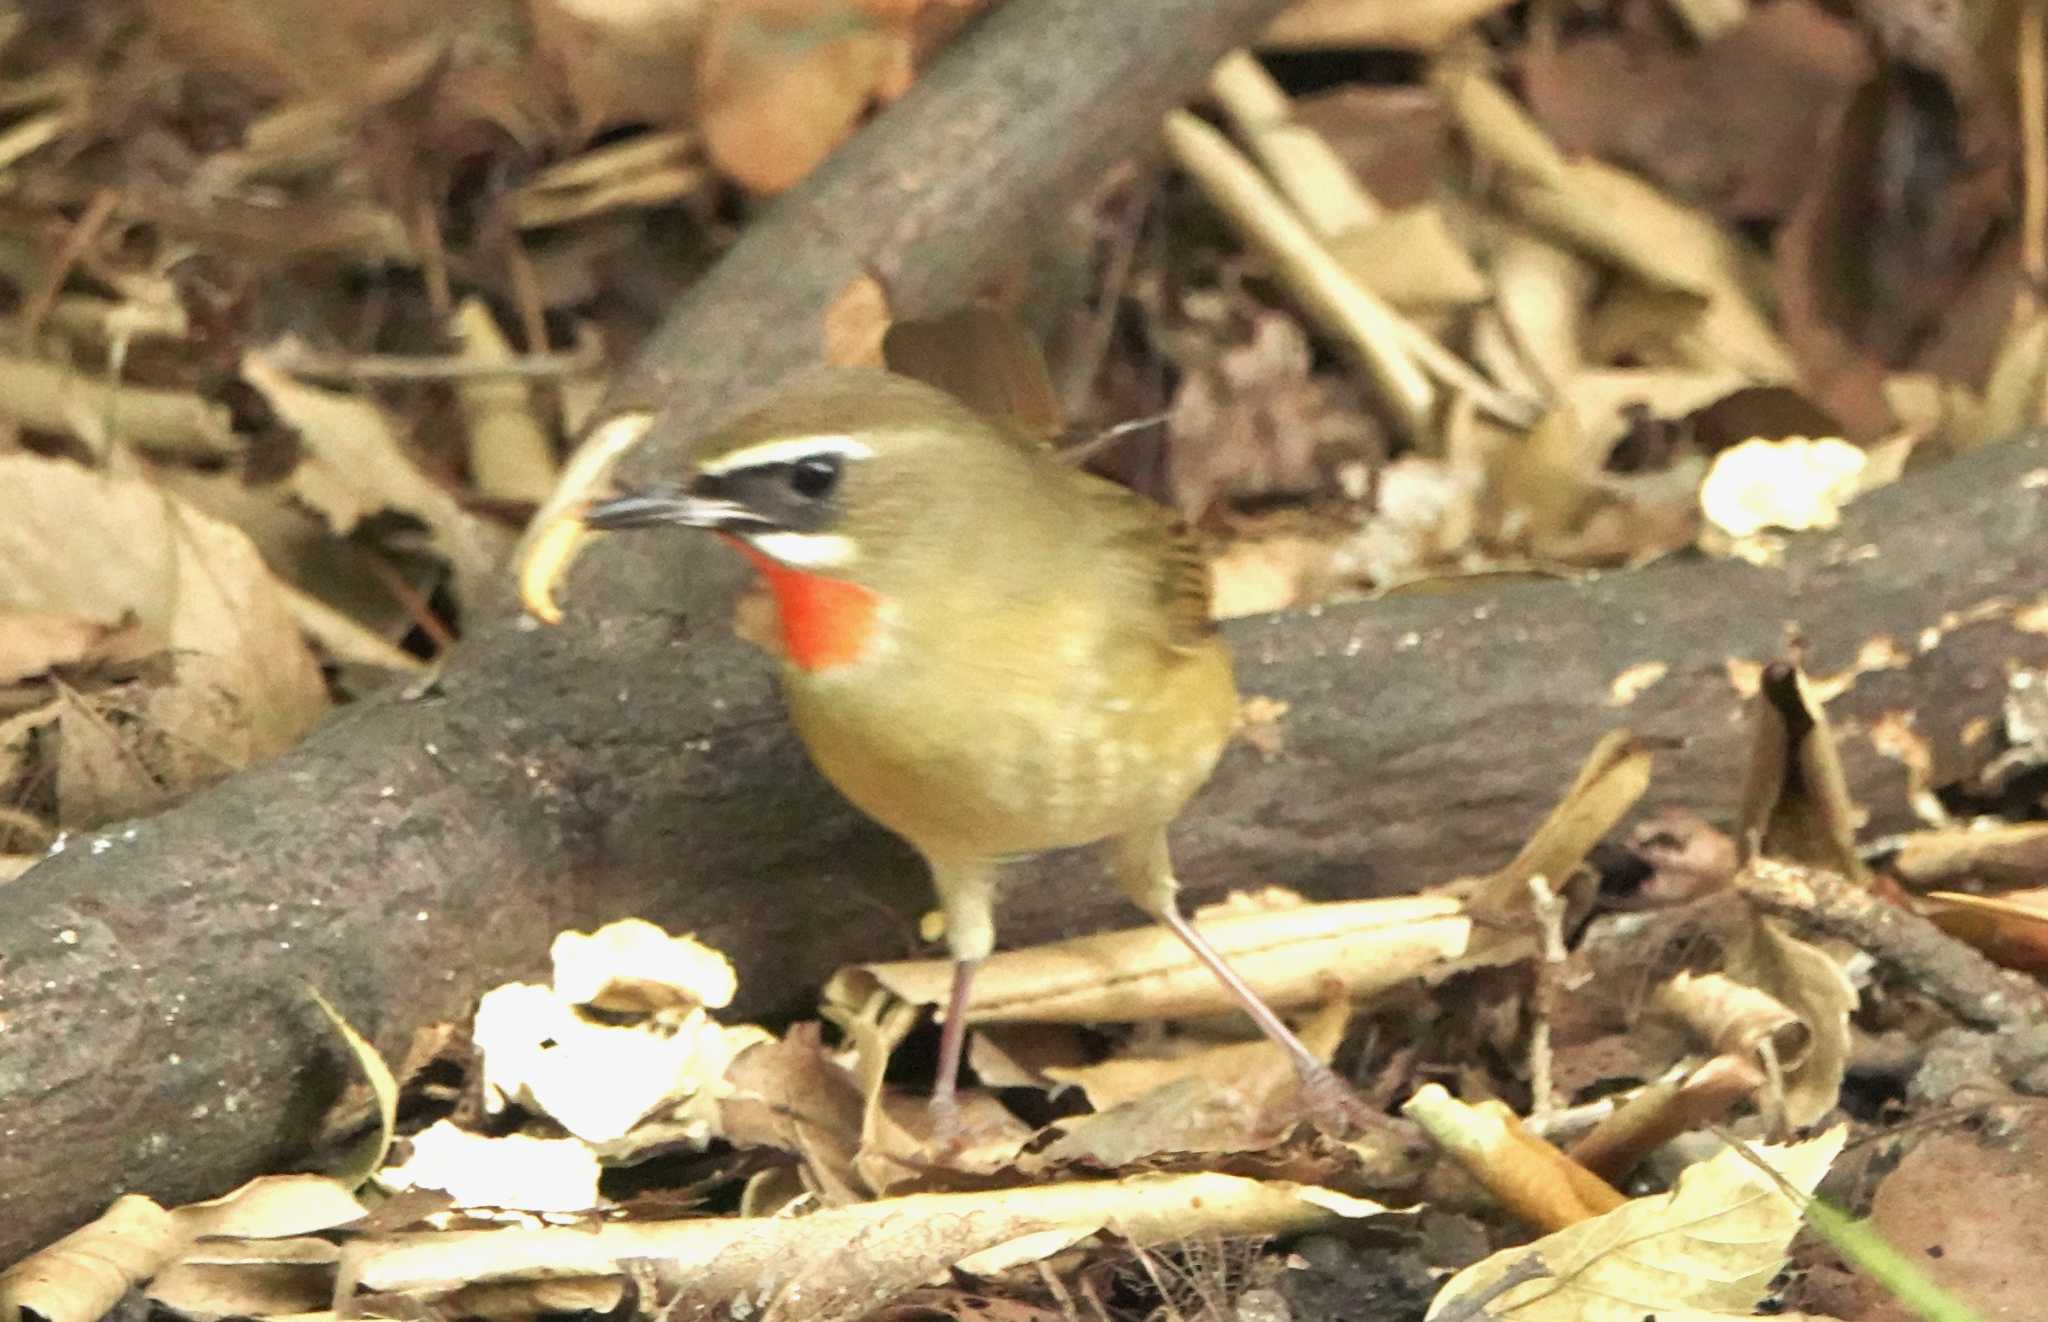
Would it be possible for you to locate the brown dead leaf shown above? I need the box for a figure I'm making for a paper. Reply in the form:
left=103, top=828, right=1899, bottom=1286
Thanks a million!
left=1043, top=995, right=1350, bottom=1124
left=1166, top=309, right=1349, bottom=517
left=0, top=455, right=328, bottom=829
left=1921, top=889, right=2048, bottom=974
left=241, top=352, right=511, bottom=613
left=1894, top=821, right=2048, bottom=889
left=1867, top=1109, right=2048, bottom=1320
left=1735, top=661, right=1870, bottom=883
left=528, top=0, right=708, bottom=135
left=1519, top=0, right=1871, bottom=223
left=696, top=0, right=907, bottom=194
left=719, top=1025, right=868, bottom=1204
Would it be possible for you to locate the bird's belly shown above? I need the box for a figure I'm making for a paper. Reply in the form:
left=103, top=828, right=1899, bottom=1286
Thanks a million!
left=782, top=649, right=1233, bottom=861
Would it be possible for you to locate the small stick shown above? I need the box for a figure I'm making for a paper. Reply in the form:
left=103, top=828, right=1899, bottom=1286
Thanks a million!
left=1525, top=874, right=1565, bottom=1120
left=266, top=325, right=604, bottom=384
left=1737, top=860, right=2048, bottom=1032
left=19, top=187, right=119, bottom=340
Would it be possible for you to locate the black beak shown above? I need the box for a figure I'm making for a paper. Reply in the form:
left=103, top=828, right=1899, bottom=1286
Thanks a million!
left=582, top=484, right=750, bottom=531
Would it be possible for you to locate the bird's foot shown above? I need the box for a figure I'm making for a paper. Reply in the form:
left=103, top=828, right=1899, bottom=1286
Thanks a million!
left=928, top=1094, right=968, bottom=1155
left=1291, top=1063, right=1387, bottom=1138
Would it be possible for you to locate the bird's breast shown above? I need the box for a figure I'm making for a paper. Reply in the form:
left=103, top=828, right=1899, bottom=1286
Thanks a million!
left=781, top=621, right=1236, bottom=862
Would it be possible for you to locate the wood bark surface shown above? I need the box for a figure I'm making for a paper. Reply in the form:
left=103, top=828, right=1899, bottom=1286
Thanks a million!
left=5, top=0, right=2048, bottom=1264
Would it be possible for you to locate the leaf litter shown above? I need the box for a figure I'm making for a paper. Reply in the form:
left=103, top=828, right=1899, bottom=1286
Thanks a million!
left=5, top=0, right=2048, bottom=1317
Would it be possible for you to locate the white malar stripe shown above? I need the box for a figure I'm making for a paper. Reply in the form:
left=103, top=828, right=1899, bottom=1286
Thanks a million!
left=695, top=432, right=873, bottom=475
left=744, top=530, right=859, bottom=568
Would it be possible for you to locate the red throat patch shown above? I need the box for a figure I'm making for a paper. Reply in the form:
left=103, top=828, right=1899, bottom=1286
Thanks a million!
left=722, top=535, right=882, bottom=672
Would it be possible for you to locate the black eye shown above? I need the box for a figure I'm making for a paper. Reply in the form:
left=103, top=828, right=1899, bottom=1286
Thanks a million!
left=788, top=454, right=842, bottom=500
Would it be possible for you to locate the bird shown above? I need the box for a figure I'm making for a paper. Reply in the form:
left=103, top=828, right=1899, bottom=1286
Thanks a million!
left=574, top=344, right=1370, bottom=1134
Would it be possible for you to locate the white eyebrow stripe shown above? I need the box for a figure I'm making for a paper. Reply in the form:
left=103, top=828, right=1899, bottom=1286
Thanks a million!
left=696, top=433, right=873, bottom=475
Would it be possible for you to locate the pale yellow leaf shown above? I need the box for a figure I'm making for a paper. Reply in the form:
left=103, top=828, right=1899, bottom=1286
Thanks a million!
left=1427, top=1128, right=1846, bottom=1320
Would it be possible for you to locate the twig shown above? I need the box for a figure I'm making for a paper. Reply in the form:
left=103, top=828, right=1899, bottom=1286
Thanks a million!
left=0, top=354, right=237, bottom=458
left=1164, top=110, right=1434, bottom=441
left=2020, top=0, right=2047, bottom=304
left=362, top=554, right=457, bottom=656
left=1211, top=51, right=1540, bottom=425
left=19, top=188, right=118, bottom=340
left=1525, top=874, right=1564, bottom=1120
left=265, top=324, right=604, bottom=383
left=1736, top=860, right=2048, bottom=1032
left=1207, top=50, right=1380, bottom=236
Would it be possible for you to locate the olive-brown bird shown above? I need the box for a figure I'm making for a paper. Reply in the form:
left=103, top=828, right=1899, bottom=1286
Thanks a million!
left=581, top=365, right=1365, bottom=1130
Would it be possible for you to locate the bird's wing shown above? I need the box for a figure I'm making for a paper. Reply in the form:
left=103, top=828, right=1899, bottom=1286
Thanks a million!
left=1076, top=475, right=1216, bottom=654
left=883, top=306, right=1065, bottom=442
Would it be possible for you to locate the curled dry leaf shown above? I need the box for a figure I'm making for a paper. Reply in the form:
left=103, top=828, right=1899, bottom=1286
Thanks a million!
left=1403, top=1085, right=1624, bottom=1232
left=828, top=892, right=1475, bottom=1026
left=379, top=1121, right=602, bottom=1213
left=517, top=410, right=658, bottom=625
left=351, top=1172, right=1390, bottom=1300
left=1699, top=436, right=1868, bottom=539
left=1650, top=972, right=1805, bottom=1070
left=1427, top=1127, right=1847, bottom=1321
left=240, top=352, right=511, bottom=615
left=550, top=917, right=740, bottom=1012
left=0, top=1194, right=177, bottom=1322
left=0, top=455, right=328, bottom=829
left=1721, top=917, right=1856, bottom=1128
left=472, top=979, right=770, bottom=1147
left=1735, top=661, right=1870, bottom=884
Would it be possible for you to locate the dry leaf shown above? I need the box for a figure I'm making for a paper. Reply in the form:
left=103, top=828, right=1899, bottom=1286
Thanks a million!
left=351, top=1172, right=1391, bottom=1297
left=718, top=1026, right=868, bottom=1204
left=379, top=1121, right=602, bottom=1213
left=0, top=613, right=114, bottom=686
left=241, top=352, right=511, bottom=613
left=452, top=299, right=559, bottom=505
left=696, top=0, right=905, bottom=193
left=168, top=1174, right=365, bottom=1241
left=1427, top=1127, right=1847, bottom=1320
left=1735, top=662, right=1870, bottom=883
left=0, top=1195, right=178, bottom=1322
left=1722, top=918, right=1856, bottom=1127
left=1404, top=1086, right=1624, bottom=1231
left=1921, top=889, right=2048, bottom=974
left=1262, top=0, right=1514, bottom=51
left=1699, top=436, right=1867, bottom=538
left=529, top=0, right=708, bottom=134
left=472, top=978, right=769, bottom=1146
left=0, top=455, right=328, bottom=828
left=829, top=893, right=1474, bottom=1026
left=1894, top=821, right=2048, bottom=889
left=1044, top=995, right=1350, bottom=1118
left=550, top=918, right=741, bottom=1012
